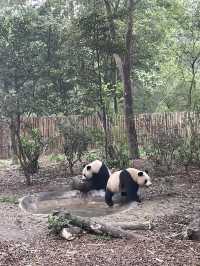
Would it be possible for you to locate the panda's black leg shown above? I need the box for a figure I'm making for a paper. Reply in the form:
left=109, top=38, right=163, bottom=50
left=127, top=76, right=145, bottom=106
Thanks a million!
left=121, top=191, right=127, bottom=197
left=135, top=194, right=141, bottom=203
left=124, top=180, right=139, bottom=203
left=105, top=189, right=114, bottom=207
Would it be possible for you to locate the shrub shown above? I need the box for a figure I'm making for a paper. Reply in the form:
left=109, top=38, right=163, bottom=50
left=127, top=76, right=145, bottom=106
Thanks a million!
left=84, top=149, right=104, bottom=163
left=48, top=214, right=70, bottom=235
left=18, top=126, right=45, bottom=185
left=106, top=143, right=129, bottom=169
left=177, top=113, right=200, bottom=172
left=59, top=118, right=91, bottom=174
left=146, top=129, right=182, bottom=174
left=48, top=154, right=65, bottom=163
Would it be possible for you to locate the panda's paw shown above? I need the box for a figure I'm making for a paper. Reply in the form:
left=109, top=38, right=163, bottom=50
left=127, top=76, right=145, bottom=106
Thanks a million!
left=106, top=201, right=114, bottom=207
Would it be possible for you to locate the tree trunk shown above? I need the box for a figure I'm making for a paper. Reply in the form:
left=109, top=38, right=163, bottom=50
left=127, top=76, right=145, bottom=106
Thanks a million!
left=96, top=43, right=109, bottom=159
left=123, top=0, right=139, bottom=159
left=105, top=0, right=139, bottom=159
left=24, top=172, right=31, bottom=186
left=9, top=117, right=19, bottom=164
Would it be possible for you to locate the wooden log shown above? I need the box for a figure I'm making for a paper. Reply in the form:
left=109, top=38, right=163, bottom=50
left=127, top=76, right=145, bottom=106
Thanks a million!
left=52, top=211, right=146, bottom=240
left=112, top=221, right=153, bottom=230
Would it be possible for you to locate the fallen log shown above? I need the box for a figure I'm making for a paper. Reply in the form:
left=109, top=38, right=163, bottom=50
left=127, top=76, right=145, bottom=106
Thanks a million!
left=49, top=211, right=147, bottom=240
left=112, top=221, right=153, bottom=230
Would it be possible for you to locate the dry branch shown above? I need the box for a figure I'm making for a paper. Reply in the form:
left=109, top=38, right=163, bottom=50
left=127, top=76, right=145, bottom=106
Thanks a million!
left=51, top=211, right=148, bottom=240
left=112, top=221, right=153, bottom=230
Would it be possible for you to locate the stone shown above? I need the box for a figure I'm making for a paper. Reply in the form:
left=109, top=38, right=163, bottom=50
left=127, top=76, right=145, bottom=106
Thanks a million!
left=71, top=175, right=91, bottom=192
left=61, top=228, right=75, bottom=241
left=186, top=217, right=200, bottom=241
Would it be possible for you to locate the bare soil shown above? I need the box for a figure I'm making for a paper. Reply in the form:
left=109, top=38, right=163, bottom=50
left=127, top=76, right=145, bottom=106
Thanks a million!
left=0, top=159, right=200, bottom=266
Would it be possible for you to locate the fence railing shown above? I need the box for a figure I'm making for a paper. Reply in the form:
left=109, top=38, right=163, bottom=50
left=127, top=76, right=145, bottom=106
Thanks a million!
left=0, top=112, right=199, bottom=159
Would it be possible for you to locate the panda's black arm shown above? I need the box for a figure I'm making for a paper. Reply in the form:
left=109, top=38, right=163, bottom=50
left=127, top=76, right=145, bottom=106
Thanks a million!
left=105, top=189, right=114, bottom=207
left=120, top=170, right=140, bottom=203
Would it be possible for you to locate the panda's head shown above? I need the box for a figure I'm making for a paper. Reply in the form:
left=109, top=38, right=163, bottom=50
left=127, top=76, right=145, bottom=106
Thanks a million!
left=81, top=160, right=103, bottom=180
left=136, top=170, right=152, bottom=187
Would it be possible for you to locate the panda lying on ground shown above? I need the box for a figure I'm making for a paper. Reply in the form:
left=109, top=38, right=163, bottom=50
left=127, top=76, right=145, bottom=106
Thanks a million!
left=81, top=160, right=111, bottom=192
left=105, top=168, right=152, bottom=207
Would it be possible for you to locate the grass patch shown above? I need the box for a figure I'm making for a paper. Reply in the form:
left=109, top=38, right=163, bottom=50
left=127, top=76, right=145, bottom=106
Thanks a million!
left=48, top=154, right=65, bottom=163
left=0, top=196, right=18, bottom=204
left=91, top=234, right=113, bottom=241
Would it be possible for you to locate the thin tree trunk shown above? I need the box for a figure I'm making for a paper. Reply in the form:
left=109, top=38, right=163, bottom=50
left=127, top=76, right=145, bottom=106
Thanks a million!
left=104, top=0, right=118, bottom=114
left=188, top=58, right=197, bottom=110
left=123, top=0, right=139, bottom=159
left=10, top=117, right=18, bottom=164
left=104, top=0, right=139, bottom=159
left=114, top=0, right=139, bottom=159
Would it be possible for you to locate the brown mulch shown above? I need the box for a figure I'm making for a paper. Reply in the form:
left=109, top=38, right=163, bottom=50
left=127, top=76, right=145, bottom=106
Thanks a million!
left=0, top=160, right=200, bottom=265
left=0, top=235, right=200, bottom=266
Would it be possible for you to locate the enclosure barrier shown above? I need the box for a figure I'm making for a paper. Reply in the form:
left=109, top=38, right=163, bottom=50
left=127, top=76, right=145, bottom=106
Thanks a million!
left=0, top=111, right=199, bottom=159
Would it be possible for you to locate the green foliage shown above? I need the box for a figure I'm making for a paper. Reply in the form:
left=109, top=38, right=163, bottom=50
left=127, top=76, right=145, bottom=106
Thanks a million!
left=48, top=214, right=70, bottom=235
left=59, top=118, right=92, bottom=174
left=0, top=1, right=200, bottom=174
left=0, top=0, right=199, bottom=120
left=139, top=147, right=147, bottom=158
left=146, top=129, right=182, bottom=174
left=106, top=143, right=129, bottom=169
left=91, top=234, right=113, bottom=241
left=0, top=196, right=18, bottom=204
left=88, top=127, right=104, bottom=147
left=177, top=114, right=200, bottom=170
left=84, top=149, right=104, bottom=163
left=21, top=128, right=44, bottom=163
left=146, top=113, right=200, bottom=174
left=48, top=154, right=65, bottom=163
left=18, top=126, right=45, bottom=180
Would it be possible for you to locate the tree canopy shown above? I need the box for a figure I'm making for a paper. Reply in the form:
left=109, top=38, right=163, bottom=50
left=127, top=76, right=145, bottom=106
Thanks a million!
left=0, top=0, right=199, bottom=160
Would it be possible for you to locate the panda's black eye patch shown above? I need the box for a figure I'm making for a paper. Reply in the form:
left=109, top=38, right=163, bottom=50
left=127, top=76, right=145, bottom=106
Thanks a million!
left=144, top=179, right=147, bottom=184
left=145, top=169, right=148, bottom=174
left=87, top=165, right=91, bottom=170
left=138, top=171, right=144, bottom=176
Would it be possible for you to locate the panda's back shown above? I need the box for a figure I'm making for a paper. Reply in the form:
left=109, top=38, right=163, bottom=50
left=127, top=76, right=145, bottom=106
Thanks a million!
left=92, top=162, right=110, bottom=190
left=107, top=170, right=122, bottom=192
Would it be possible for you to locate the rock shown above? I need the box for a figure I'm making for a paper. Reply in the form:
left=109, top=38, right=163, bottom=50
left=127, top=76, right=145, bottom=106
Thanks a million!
left=186, top=218, right=200, bottom=241
left=61, top=228, right=75, bottom=241
left=71, top=175, right=91, bottom=192
left=61, top=226, right=82, bottom=240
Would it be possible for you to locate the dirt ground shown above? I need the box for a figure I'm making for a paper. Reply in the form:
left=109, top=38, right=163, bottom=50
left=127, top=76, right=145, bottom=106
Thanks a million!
left=0, top=159, right=200, bottom=266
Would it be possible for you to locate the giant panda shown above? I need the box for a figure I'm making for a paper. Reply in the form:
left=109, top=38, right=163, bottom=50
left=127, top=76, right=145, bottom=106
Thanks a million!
left=81, top=160, right=111, bottom=192
left=105, top=168, right=152, bottom=207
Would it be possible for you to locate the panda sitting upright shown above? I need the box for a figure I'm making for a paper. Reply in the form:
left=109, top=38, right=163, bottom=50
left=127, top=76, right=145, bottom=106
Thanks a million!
left=81, top=160, right=111, bottom=193
left=105, top=168, right=152, bottom=207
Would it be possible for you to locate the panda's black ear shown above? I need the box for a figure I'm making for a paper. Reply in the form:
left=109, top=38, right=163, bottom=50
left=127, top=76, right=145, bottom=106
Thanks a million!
left=87, top=165, right=91, bottom=170
left=144, top=169, right=149, bottom=174
left=138, top=171, right=144, bottom=176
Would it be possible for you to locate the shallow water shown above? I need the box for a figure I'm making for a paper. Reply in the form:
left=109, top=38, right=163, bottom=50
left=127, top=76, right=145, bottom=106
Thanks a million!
left=34, top=200, right=122, bottom=217
left=19, top=190, right=126, bottom=218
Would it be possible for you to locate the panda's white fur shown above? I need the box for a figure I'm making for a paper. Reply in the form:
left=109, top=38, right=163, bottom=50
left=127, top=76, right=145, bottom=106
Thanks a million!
left=107, top=168, right=151, bottom=192
left=105, top=168, right=152, bottom=206
left=81, top=160, right=111, bottom=192
left=82, top=160, right=111, bottom=180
